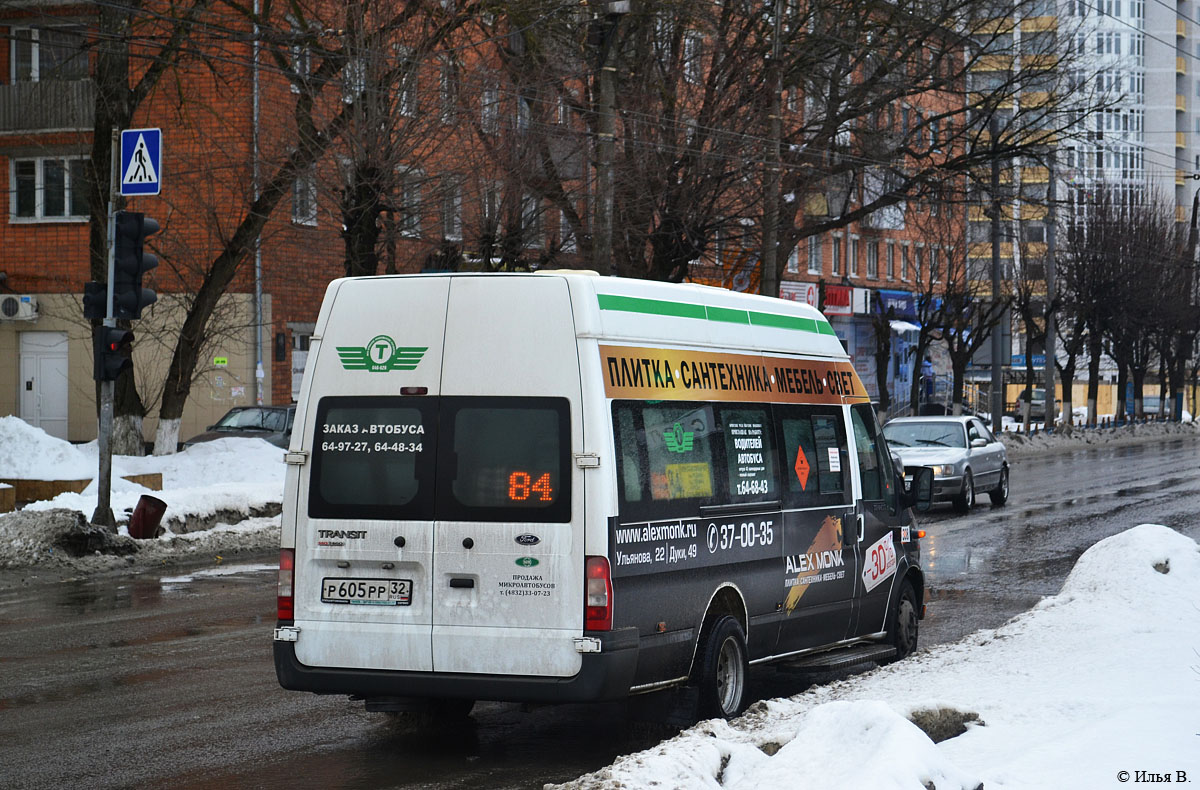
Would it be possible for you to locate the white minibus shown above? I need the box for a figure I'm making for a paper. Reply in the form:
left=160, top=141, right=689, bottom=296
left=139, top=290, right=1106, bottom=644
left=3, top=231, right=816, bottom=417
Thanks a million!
left=274, top=272, right=932, bottom=719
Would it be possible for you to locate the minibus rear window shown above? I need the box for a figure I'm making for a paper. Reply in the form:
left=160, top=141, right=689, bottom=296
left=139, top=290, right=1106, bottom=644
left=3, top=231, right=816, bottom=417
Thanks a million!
left=309, top=396, right=436, bottom=521
left=439, top=397, right=572, bottom=523
left=308, top=396, right=570, bottom=522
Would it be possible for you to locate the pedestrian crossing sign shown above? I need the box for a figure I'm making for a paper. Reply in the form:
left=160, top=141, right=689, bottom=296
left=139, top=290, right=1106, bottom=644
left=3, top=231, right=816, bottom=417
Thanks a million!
left=120, top=128, right=162, bottom=196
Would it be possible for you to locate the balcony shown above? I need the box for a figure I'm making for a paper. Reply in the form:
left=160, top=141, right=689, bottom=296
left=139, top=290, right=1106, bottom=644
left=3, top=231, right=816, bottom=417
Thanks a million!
left=0, top=80, right=94, bottom=133
left=1178, top=132, right=1187, bottom=148
left=1177, top=94, right=1187, bottom=113
left=1179, top=57, right=1188, bottom=76
left=1020, top=16, right=1058, bottom=32
left=1179, top=19, right=1188, bottom=38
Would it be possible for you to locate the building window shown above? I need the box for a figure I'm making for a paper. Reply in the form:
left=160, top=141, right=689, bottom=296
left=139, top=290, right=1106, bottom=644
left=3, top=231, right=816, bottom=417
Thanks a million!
left=914, top=246, right=924, bottom=282
left=397, top=47, right=418, bottom=116
left=901, top=244, right=910, bottom=280
left=786, top=244, right=800, bottom=274
left=850, top=235, right=860, bottom=277
left=886, top=241, right=895, bottom=279
left=12, top=25, right=87, bottom=82
left=560, top=210, right=577, bottom=252
left=866, top=240, right=879, bottom=279
left=832, top=233, right=843, bottom=275
left=683, top=33, right=703, bottom=84
left=516, top=96, right=532, bottom=133
left=521, top=193, right=541, bottom=247
left=930, top=247, right=940, bottom=282
left=441, top=179, right=462, bottom=241
left=482, top=84, right=499, bottom=134
left=342, top=56, right=366, bottom=104
left=288, top=17, right=312, bottom=93
left=11, top=156, right=89, bottom=220
left=440, top=57, right=458, bottom=123
left=807, top=236, right=822, bottom=274
left=398, top=170, right=423, bottom=237
left=292, top=168, right=318, bottom=226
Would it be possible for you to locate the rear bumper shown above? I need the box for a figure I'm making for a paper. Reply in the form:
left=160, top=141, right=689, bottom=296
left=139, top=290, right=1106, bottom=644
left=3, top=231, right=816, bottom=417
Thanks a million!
left=274, top=626, right=640, bottom=704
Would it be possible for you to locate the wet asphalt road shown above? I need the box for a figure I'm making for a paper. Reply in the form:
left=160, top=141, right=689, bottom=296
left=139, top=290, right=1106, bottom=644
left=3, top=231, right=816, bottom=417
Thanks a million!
left=0, top=436, right=1197, bottom=789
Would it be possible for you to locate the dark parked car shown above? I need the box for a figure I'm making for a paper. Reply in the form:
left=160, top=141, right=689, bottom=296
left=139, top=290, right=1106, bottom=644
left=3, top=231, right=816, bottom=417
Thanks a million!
left=182, top=405, right=296, bottom=449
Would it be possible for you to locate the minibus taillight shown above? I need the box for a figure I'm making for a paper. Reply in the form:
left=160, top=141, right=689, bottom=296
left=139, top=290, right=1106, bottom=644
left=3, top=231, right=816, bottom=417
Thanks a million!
left=584, top=555, right=613, bottom=631
left=278, top=548, right=295, bottom=621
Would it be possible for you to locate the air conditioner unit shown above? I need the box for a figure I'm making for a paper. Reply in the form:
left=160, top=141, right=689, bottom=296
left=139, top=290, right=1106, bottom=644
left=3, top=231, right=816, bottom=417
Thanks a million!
left=0, top=294, right=38, bottom=321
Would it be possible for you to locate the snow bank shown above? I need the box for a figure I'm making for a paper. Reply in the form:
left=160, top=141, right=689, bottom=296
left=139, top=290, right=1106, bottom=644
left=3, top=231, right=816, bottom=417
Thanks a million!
left=999, top=418, right=1200, bottom=458
left=0, top=415, right=94, bottom=479
left=0, top=418, right=285, bottom=527
left=551, top=525, right=1200, bottom=790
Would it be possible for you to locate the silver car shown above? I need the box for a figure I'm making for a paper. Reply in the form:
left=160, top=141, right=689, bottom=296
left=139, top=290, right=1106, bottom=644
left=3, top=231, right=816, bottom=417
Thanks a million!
left=882, top=415, right=1009, bottom=513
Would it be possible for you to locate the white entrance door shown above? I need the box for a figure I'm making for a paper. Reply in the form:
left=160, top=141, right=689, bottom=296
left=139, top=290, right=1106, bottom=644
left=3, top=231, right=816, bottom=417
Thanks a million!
left=19, top=331, right=69, bottom=440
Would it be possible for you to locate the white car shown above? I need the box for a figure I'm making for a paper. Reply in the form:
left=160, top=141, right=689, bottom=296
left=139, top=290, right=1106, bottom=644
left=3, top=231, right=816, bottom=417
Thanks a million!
left=883, top=415, right=1009, bottom=513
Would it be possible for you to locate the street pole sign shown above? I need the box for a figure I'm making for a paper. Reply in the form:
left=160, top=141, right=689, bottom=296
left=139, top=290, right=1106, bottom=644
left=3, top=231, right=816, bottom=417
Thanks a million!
left=120, top=128, right=162, bottom=196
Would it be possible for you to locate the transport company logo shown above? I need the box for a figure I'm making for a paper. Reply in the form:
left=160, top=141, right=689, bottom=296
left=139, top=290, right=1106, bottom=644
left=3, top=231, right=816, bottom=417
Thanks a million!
left=337, top=335, right=427, bottom=372
left=663, top=422, right=695, bottom=453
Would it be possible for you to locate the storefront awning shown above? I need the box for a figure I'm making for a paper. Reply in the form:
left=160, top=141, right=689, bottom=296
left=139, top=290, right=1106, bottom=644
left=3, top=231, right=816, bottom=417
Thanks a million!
left=890, top=320, right=921, bottom=333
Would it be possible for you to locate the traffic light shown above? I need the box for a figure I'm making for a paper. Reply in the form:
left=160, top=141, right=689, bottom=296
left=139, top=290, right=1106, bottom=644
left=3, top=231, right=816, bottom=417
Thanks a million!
left=113, top=211, right=159, bottom=320
left=82, top=281, right=107, bottom=320
left=93, top=327, right=134, bottom=382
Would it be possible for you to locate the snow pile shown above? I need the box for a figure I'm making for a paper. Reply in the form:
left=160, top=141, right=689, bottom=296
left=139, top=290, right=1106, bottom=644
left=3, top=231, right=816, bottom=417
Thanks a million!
left=552, top=524, right=1200, bottom=790
left=21, top=437, right=285, bottom=528
left=0, top=415, right=95, bottom=479
left=0, top=507, right=279, bottom=573
left=999, top=418, right=1200, bottom=458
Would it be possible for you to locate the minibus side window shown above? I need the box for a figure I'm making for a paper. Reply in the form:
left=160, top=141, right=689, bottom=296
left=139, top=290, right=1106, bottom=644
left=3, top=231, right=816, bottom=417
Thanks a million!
left=776, top=406, right=851, bottom=509
left=612, top=400, right=720, bottom=520
left=850, top=403, right=896, bottom=508
left=615, top=408, right=645, bottom=503
left=717, top=406, right=777, bottom=503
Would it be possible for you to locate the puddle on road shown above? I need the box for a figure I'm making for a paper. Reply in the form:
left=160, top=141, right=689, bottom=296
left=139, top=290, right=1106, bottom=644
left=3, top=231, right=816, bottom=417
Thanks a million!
left=160, top=563, right=276, bottom=589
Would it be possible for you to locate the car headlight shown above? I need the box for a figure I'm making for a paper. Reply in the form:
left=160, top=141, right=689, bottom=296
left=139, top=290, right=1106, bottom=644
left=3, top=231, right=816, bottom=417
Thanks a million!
left=931, top=464, right=956, bottom=477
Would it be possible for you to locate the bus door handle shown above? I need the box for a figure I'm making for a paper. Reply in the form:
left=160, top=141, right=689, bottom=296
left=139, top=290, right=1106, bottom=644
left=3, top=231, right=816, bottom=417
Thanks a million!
left=856, top=514, right=865, bottom=543
left=449, top=578, right=475, bottom=589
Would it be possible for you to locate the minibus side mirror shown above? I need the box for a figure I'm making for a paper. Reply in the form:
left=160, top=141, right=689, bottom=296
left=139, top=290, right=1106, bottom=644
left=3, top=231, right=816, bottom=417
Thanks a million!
left=900, top=466, right=934, bottom=512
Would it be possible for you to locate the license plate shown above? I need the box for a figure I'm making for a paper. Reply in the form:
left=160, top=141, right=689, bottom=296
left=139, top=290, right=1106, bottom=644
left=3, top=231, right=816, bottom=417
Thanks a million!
left=321, top=577, right=412, bottom=606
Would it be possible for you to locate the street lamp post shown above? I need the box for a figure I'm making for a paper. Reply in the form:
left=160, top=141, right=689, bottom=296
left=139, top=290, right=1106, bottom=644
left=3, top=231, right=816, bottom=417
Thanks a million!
left=592, top=1, right=629, bottom=277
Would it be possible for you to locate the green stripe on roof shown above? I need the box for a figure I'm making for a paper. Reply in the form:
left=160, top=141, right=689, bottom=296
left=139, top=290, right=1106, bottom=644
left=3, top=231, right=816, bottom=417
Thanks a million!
left=748, top=311, right=817, bottom=333
left=705, top=305, right=749, bottom=324
left=598, top=293, right=833, bottom=336
left=597, top=294, right=707, bottom=319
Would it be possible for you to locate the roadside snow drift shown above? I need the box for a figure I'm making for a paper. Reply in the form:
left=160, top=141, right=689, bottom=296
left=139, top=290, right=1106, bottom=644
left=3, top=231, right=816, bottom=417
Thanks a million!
left=552, top=524, right=1200, bottom=790
left=0, top=416, right=284, bottom=528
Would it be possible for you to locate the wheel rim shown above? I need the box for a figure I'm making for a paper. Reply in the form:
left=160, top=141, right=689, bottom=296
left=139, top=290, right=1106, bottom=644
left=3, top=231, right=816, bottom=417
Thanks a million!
left=897, top=598, right=918, bottom=654
left=1000, top=469, right=1009, bottom=498
left=715, top=637, right=745, bottom=715
left=964, top=475, right=973, bottom=506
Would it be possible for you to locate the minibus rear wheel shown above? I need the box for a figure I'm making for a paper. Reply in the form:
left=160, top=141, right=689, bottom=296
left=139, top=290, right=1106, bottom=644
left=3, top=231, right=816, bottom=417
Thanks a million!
left=696, top=616, right=749, bottom=719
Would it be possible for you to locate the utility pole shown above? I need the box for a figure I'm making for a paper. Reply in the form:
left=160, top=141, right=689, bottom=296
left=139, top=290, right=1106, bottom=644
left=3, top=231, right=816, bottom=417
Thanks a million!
left=592, top=2, right=628, bottom=277
left=93, top=129, right=120, bottom=528
left=1045, top=150, right=1057, bottom=430
left=761, top=1, right=784, bottom=299
left=989, top=118, right=1005, bottom=430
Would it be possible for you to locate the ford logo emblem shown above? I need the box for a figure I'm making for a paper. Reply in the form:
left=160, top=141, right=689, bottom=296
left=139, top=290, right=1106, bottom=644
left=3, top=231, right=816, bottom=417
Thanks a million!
left=515, top=534, right=540, bottom=546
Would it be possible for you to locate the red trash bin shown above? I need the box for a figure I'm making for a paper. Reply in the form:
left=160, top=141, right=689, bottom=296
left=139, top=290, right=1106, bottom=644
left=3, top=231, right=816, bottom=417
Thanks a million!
left=129, top=494, right=167, bottom=539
